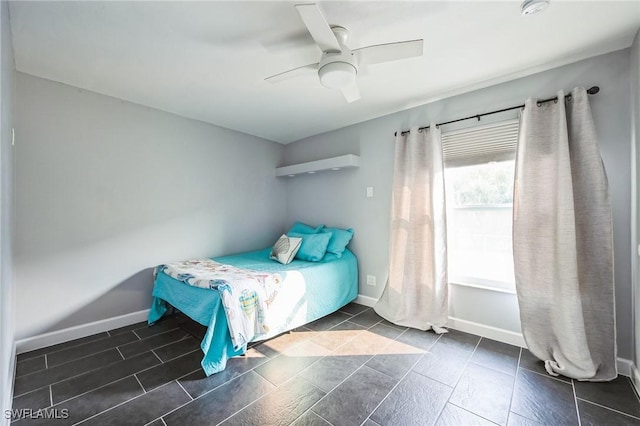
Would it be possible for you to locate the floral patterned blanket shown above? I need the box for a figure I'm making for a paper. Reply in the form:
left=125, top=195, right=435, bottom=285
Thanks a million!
left=155, top=259, right=282, bottom=350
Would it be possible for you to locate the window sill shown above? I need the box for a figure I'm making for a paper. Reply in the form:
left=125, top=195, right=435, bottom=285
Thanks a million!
left=449, top=281, right=517, bottom=295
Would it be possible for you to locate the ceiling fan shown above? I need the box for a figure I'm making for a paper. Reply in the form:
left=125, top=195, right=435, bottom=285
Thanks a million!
left=265, top=3, right=424, bottom=103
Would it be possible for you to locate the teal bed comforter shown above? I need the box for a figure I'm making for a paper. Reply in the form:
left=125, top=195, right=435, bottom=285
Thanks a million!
left=148, top=248, right=358, bottom=376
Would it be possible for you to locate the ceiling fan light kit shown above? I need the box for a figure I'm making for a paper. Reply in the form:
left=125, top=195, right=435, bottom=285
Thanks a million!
left=265, top=3, right=424, bottom=103
left=521, top=0, right=550, bottom=15
left=318, top=49, right=357, bottom=90
left=319, top=61, right=357, bottom=90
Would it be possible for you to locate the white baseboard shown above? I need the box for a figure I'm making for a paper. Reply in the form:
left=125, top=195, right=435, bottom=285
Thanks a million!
left=355, top=294, right=377, bottom=307
left=15, top=309, right=150, bottom=354
left=631, top=364, right=640, bottom=393
left=354, top=295, right=526, bottom=348
left=617, top=358, right=634, bottom=378
left=447, top=316, right=526, bottom=348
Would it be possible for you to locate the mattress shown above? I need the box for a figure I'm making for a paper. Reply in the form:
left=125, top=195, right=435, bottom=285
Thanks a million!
left=148, top=248, right=358, bottom=375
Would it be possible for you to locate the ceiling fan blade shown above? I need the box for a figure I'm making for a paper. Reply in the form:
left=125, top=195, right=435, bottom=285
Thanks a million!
left=341, top=83, right=360, bottom=103
left=295, top=4, right=342, bottom=53
left=265, top=63, right=319, bottom=84
left=354, top=39, right=423, bottom=65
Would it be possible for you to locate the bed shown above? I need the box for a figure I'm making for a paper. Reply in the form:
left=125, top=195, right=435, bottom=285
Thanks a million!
left=148, top=247, right=358, bottom=376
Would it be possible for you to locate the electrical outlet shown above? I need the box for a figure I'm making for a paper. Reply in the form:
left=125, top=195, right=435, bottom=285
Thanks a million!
left=366, top=187, right=374, bottom=198
left=366, top=275, right=376, bottom=286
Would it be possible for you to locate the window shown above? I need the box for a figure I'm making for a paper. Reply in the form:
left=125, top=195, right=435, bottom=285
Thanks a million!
left=442, top=119, right=518, bottom=292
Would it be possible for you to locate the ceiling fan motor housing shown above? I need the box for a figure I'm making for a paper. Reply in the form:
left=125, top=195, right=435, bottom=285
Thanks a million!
left=318, top=49, right=358, bottom=90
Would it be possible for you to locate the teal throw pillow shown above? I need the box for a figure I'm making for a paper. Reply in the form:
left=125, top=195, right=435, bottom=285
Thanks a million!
left=287, top=231, right=332, bottom=262
left=322, top=227, right=354, bottom=258
left=288, top=221, right=324, bottom=234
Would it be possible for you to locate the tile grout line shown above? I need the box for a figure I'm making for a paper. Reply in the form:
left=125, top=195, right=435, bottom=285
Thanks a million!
left=447, top=335, right=482, bottom=391
left=72, top=380, right=175, bottom=425
left=278, top=323, right=417, bottom=425
left=120, top=329, right=188, bottom=350
left=135, top=334, right=192, bottom=354
left=446, top=401, right=499, bottom=425
left=313, top=412, right=335, bottom=426
left=24, top=313, right=640, bottom=426
left=151, top=350, right=164, bottom=363
left=48, top=385, right=53, bottom=408
left=133, top=329, right=142, bottom=340
left=320, top=326, right=437, bottom=425
left=247, top=335, right=337, bottom=389
left=68, top=349, right=196, bottom=426
left=409, top=336, right=483, bottom=390
left=44, top=354, right=48, bottom=369
left=129, top=349, right=204, bottom=394
left=115, top=346, right=125, bottom=361
left=309, top=316, right=355, bottom=333
left=15, top=330, right=192, bottom=394
left=14, top=366, right=47, bottom=380
left=627, top=376, right=640, bottom=404
left=13, top=348, right=135, bottom=398
left=151, top=339, right=203, bottom=364
left=576, top=397, right=640, bottom=421
left=361, top=333, right=442, bottom=426
left=108, top=321, right=164, bottom=338
left=301, top=364, right=372, bottom=425
left=32, top=347, right=120, bottom=376
left=520, top=364, right=574, bottom=385
left=117, top=332, right=190, bottom=361
left=15, top=320, right=216, bottom=415
left=70, top=350, right=197, bottom=409
left=572, top=377, right=582, bottom=426
left=505, top=347, right=523, bottom=424
left=134, top=373, right=147, bottom=394
left=212, top=373, right=306, bottom=424
left=157, top=369, right=259, bottom=422
left=18, top=332, right=112, bottom=362
left=21, top=348, right=200, bottom=405
left=430, top=334, right=483, bottom=425
left=284, top=401, right=337, bottom=425
left=54, top=374, right=144, bottom=412
left=312, top=329, right=368, bottom=353
left=11, top=385, right=46, bottom=401
left=72, top=327, right=445, bottom=426
left=174, top=379, right=193, bottom=401
left=37, top=334, right=144, bottom=371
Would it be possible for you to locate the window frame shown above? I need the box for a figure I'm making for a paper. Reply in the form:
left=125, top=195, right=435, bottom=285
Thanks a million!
left=443, top=119, right=519, bottom=294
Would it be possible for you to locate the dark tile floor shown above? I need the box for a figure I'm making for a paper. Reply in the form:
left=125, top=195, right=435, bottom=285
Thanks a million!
left=10, top=304, right=640, bottom=425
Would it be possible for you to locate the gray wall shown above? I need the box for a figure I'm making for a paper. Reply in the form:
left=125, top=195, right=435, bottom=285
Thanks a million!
left=0, top=0, right=15, bottom=420
left=284, top=49, right=634, bottom=359
left=632, top=29, right=640, bottom=372
left=14, top=73, right=287, bottom=339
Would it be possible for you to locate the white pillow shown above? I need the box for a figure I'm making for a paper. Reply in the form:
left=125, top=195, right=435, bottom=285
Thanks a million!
left=269, top=234, right=302, bottom=265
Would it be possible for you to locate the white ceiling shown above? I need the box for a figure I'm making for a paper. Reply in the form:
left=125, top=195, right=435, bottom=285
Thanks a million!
left=9, top=1, right=640, bottom=144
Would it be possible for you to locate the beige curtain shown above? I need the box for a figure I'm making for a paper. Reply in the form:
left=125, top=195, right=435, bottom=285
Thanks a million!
left=374, top=126, right=448, bottom=333
left=513, top=87, right=616, bottom=380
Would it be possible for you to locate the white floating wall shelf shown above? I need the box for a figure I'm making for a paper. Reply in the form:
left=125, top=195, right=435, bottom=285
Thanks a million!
left=276, top=154, right=360, bottom=177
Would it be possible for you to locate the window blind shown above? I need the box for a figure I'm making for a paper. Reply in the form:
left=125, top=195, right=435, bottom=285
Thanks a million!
left=442, top=119, right=520, bottom=167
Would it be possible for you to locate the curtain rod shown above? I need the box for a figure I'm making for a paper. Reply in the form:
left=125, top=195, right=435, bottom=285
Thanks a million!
left=394, top=86, right=600, bottom=137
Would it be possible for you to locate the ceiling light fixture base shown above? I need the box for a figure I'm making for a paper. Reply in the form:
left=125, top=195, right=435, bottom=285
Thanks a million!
left=318, top=49, right=358, bottom=90
left=521, top=0, right=550, bottom=15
